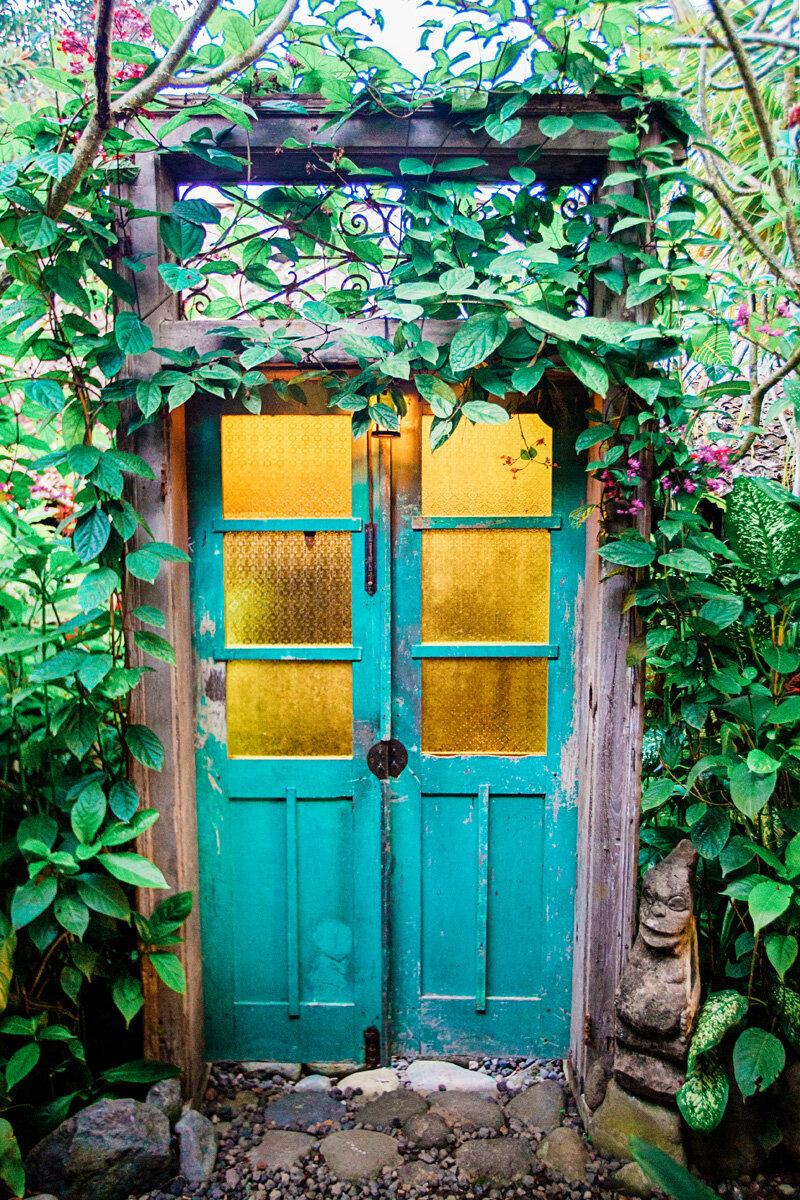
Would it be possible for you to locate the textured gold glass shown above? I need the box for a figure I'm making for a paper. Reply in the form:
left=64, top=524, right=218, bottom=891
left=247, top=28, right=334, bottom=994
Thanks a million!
left=227, top=661, right=352, bottom=757
left=421, top=658, right=548, bottom=754
left=421, top=530, right=550, bottom=643
left=421, top=414, right=552, bottom=516
left=221, top=414, right=352, bottom=519
left=223, top=531, right=351, bottom=646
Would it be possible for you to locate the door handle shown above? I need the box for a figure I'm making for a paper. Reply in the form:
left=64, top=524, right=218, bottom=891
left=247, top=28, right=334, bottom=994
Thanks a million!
left=367, top=739, right=408, bottom=780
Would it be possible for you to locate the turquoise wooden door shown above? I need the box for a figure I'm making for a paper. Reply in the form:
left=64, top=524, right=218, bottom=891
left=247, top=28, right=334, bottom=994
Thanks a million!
left=188, top=383, right=584, bottom=1063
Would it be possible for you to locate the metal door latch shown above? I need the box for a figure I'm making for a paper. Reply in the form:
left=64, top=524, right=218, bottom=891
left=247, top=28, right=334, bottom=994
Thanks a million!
left=367, top=739, right=408, bottom=780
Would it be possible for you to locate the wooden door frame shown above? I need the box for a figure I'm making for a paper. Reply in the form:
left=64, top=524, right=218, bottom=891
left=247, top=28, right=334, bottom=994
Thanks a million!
left=120, top=96, right=656, bottom=1096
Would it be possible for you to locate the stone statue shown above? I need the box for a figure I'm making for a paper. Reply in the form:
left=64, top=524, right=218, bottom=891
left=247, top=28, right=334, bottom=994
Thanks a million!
left=614, top=839, right=701, bottom=1103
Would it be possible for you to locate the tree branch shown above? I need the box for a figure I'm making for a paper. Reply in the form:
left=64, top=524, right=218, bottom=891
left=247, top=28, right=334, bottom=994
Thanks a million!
left=698, top=174, right=800, bottom=286
left=708, top=0, right=800, bottom=266
left=93, top=0, right=115, bottom=130
left=164, top=0, right=299, bottom=89
left=732, top=340, right=800, bottom=460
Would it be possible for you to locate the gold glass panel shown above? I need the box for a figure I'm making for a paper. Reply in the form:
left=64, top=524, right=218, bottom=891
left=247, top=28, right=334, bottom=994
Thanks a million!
left=421, top=530, right=550, bottom=643
left=227, top=661, right=352, bottom=757
left=221, top=414, right=352, bottom=519
left=421, top=658, right=547, bottom=754
left=224, top=531, right=351, bottom=645
left=421, top=414, right=552, bottom=516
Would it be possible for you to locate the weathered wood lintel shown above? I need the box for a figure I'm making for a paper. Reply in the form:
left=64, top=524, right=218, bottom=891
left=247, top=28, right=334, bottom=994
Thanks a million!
left=151, top=94, right=627, bottom=185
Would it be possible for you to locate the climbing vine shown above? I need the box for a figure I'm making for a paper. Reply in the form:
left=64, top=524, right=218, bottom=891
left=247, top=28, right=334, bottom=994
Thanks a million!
left=0, top=0, right=798, bottom=1189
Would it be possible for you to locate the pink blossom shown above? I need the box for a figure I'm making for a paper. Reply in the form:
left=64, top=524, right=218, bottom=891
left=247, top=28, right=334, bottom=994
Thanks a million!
left=756, top=324, right=783, bottom=337
left=733, top=303, right=750, bottom=329
left=777, top=298, right=791, bottom=318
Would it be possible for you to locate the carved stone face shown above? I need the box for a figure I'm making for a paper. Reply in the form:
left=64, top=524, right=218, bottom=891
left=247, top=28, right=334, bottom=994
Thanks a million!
left=639, top=841, right=698, bottom=952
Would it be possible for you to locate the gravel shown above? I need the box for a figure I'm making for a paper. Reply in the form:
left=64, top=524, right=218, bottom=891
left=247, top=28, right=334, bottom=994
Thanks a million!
left=133, top=1057, right=800, bottom=1200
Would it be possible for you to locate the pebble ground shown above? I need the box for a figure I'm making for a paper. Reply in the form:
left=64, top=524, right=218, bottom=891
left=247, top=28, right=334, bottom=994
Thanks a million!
left=135, top=1058, right=800, bottom=1200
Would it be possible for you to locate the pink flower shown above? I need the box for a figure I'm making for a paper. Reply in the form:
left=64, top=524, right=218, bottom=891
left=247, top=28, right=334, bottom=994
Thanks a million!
left=777, top=298, right=791, bottom=318
left=733, top=303, right=750, bottom=329
left=756, top=324, right=783, bottom=337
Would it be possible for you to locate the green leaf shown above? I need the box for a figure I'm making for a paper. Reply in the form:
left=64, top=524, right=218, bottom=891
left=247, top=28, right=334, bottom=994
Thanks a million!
left=538, top=116, right=574, bottom=139
left=485, top=113, right=522, bottom=143
left=62, top=706, right=99, bottom=759
left=630, top=1136, right=718, bottom=1200
left=149, top=951, right=187, bottom=992
left=115, top=312, right=153, bottom=357
left=725, top=477, right=800, bottom=579
left=698, top=595, right=743, bottom=630
left=159, top=263, right=204, bottom=291
left=449, top=312, right=508, bottom=372
left=101, top=852, right=168, bottom=889
left=461, top=399, right=510, bottom=424
left=0, top=1118, right=25, bottom=1197
left=689, top=990, right=748, bottom=1065
left=71, top=781, right=107, bottom=845
left=112, top=975, right=144, bottom=1027
left=19, top=213, right=58, bottom=250
left=515, top=304, right=579, bottom=342
left=559, top=344, right=609, bottom=397
left=77, top=568, right=119, bottom=612
left=101, top=1059, right=180, bottom=1084
left=54, top=895, right=90, bottom=938
left=766, top=933, right=799, bottom=980
left=597, top=536, right=655, bottom=568
left=339, top=331, right=384, bottom=360
left=676, top=1049, right=729, bottom=1132
left=690, top=808, right=730, bottom=858
left=762, top=643, right=800, bottom=674
left=576, top=423, right=614, bottom=452
left=728, top=761, right=776, bottom=818
left=11, top=877, right=57, bottom=929
left=0, top=932, right=16, bottom=1016
left=108, top=781, right=140, bottom=822
left=25, top=378, right=65, bottom=411
left=171, top=197, right=221, bottom=225
left=748, top=880, right=793, bottom=934
left=75, top=873, right=130, bottom=920
left=159, top=215, right=205, bottom=260
left=733, top=1027, right=785, bottom=1097
left=125, top=725, right=165, bottom=771
left=151, top=890, right=193, bottom=931
left=746, top=748, right=779, bottom=776
left=415, top=374, right=456, bottom=418
left=136, top=380, right=162, bottom=418
left=658, top=549, right=713, bottom=575
left=641, top=779, right=675, bottom=812
left=134, top=630, right=176, bottom=666
left=440, top=267, right=475, bottom=293
left=73, top=507, right=110, bottom=564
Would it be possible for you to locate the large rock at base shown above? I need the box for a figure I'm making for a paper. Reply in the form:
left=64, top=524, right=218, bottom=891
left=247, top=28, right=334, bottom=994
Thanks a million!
left=338, top=1068, right=402, bottom=1101
left=429, top=1091, right=504, bottom=1132
left=356, top=1089, right=427, bottom=1128
left=402, top=1111, right=450, bottom=1149
left=247, top=1130, right=315, bottom=1172
left=242, top=1061, right=302, bottom=1081
left=406, top=1060, right=497, bottom=1096
left=589, top=1081, right=686, bottom=1166
left=455, top=1138, right=535, bottom=1185
left=265, top=1091, right=345, bottom=1130
left=506, top=1080, right=566, bottom=1132
left=321, top=1129, right=402, bottom=1180
left=397, top=1161, right=441, bottom=1190
left=175, top=1109, right=218, bottom=1185
left=609, top=1162, right=654, bottom=1199
left=304, top=1060, right=361, bottom=1078
left=295, top=1075, right=332, bottom=1093
left=537, top=1127, right=589, bottom=1183
left=25, top=1098, right=171, bottom=1200
left=145, top=1078, right=183, bottom=1127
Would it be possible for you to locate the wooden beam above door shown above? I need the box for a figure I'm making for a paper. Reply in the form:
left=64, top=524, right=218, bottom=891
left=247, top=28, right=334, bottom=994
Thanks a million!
left=150, top=93, right=635, bottom=186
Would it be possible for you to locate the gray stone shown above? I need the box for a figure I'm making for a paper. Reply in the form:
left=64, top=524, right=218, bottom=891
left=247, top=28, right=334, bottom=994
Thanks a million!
left=506, top=1080, right=566, bottom=1132
left=537, top=1127, right=589, bottom=1183
left=455, top=1138, right=535, bottom=1185
left=429, top=1091, right=504, bottom=1132
left=397, top=1161, right=441, bottom=1190
left=295, top=1074, right=332, bottom=1093
left=584, top=1060, right=611, bottom=1111
left=589, top=1081, right=686, bottom=1166
left=265, top=1091, right=345, bottom=1129
left=356, top=1089, right=428, bottom=1128
left=175, top=1109, right=218, bottom=1186
left=504, top=1065, right=539, bottom=1092
left=230, top=1088, right=260, bottom=1111
left=145, top=1077, right=183, bottom=1126
left=406, top=1060, right=497, bottom=1096
left=338, top=1067, right=401, bottom=1100
left=25, top=1098, right=171, bottom=1200
left=304, top=1060, right=361, bottom=1078
left=242, top=1061, right=302, bottom=1082
left=26, top=1195, right=59, bottom=1200
left=320, top=1129, right=402, bottom=1180
left=247, top=1130, right=315, bottom=1172
left=402, top=1111, right=450, bottom=1149
left=609, top=1162, right=654, bottom=1198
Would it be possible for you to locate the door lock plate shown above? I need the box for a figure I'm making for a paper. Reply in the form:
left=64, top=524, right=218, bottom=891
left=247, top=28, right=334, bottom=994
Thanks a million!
left=367, top=739, right=408, bottom=780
